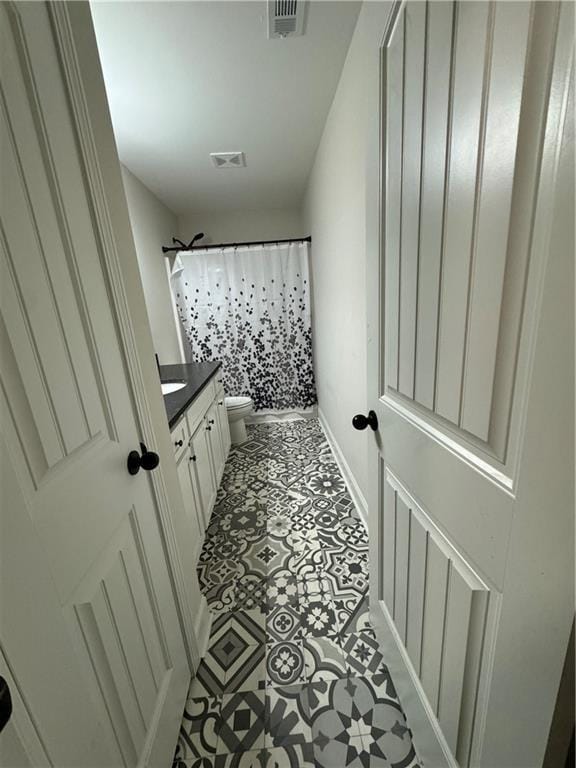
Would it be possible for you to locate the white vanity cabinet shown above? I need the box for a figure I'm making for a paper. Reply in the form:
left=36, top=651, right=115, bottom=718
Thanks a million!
left=169, top=371, right=230, bottom=561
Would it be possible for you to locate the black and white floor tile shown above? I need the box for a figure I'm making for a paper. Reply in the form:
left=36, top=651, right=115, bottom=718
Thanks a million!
left=173, top=419, right=420, bottom=768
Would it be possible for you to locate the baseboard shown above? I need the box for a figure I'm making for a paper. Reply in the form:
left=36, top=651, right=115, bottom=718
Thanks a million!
left=371, top=599, right=457, bottom=768
left=317, top=408, right=368, bottom=530
left=246, top=406, right=317, bottom=424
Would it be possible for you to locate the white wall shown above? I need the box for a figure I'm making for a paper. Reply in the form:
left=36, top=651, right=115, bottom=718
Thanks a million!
left=122, top=166, right=183, bottom=364
left=302, top=1, right=392, bottom=501
left=178, top=208, right=305, bottom=245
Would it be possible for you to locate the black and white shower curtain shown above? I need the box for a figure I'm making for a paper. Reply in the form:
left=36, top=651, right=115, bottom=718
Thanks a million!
left=171, top=242, right=317, bottom=412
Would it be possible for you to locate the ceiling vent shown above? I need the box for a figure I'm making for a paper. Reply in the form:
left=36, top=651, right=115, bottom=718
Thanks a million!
left=268, top=0, right=306, bottom=38
left=210, top=152, right=246, bottom=169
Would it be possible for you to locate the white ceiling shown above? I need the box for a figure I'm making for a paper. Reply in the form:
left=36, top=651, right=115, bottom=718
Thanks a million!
left=91, top=1, right=361, bottom=215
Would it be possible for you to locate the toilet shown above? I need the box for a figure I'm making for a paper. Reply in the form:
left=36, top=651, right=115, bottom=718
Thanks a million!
left=225, top=396, right=254, bottom=445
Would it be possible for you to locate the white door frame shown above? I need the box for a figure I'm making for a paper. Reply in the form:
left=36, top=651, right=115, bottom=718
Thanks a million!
left=45, top=1, right=210, bottom=669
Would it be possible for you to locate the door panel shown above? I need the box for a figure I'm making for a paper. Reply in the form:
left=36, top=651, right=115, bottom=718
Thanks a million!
left=380, top=469, right=490, bottom=765
left=384, top=7, right=403, bottom=392
left=0, top=3, right=189, bottom=763
left=459, top=2, right=532, bottom=440
left=0, top=646, right=51, bottom=767
left=1, top=4, right=119, bottom=462
left=398, top=2, right=425, bottom=399
left=0, top=726, right=35, bottom=768
left=434, top=0, right=492, bottom=426
left=414, top=0, right=453, bottom=410
left=385, top=0, right=533, bottom=463
left=372, top=1, right=574, bottom=766
left=0, top=434, right=115, bottom=766
left=69, top=512, right=173, bottom=764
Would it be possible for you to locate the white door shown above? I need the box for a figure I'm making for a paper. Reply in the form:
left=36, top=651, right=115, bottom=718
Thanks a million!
left=0, top=3, right=189, bottom=765
left=367, top=2, right=574, bottom=767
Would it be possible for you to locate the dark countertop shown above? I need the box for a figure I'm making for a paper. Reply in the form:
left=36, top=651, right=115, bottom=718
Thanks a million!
left=159, top=361, right=222, bottom=429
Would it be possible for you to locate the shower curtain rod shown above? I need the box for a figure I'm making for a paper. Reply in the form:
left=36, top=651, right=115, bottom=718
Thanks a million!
left=161, top=235, right=311, bottom=254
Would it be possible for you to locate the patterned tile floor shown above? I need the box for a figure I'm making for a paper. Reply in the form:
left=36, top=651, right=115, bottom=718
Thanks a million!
left=173, top=419, right=420, bottom=768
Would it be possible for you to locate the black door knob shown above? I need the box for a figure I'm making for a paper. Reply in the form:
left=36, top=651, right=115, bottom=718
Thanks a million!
left=0, top=676, right=12, bottom=734
left=127, top=442, right=160, bottom=476
left=352, top=410, right=378, bottom=431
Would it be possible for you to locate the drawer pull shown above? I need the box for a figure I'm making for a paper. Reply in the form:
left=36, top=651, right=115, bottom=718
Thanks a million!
left=218, top=400, right=223, bottom=406
left=175, top=439, right=183, bottom=448
left=209, top=419, right=215, bottom=424
left=189, top=455, right=197, bottom=462
left=206, top=426, right=212, bottom=431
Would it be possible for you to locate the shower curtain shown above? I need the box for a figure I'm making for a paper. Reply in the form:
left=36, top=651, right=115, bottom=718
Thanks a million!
left=171, top=241, right=317, bottom=412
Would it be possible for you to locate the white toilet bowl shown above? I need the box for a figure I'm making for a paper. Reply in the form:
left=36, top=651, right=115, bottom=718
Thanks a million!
left=225, top=396, right=254, bottom=445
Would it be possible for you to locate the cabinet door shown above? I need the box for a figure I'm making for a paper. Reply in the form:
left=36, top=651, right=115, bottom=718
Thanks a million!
left=216, top=390, right=231, bottom=462
left=176, top=450, right=203, bottom=561
left=206, top=402, right=225, bottom=483
left=190, top=422, right=216, bottom=524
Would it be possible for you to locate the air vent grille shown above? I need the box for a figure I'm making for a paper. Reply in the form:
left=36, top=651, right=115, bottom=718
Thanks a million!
left=210, top=152, right=246, bottom=169
left=276, top=0, right=297, bottom=17
left=268, top=0, right=305, bottom=38
left=275, top=17, right=297, bottom=34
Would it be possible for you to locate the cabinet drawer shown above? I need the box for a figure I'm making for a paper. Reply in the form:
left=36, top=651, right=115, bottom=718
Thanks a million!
left=170, top=416, right=189, bottom=462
